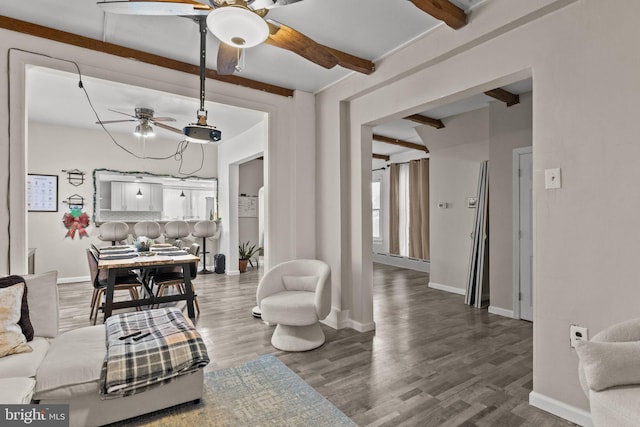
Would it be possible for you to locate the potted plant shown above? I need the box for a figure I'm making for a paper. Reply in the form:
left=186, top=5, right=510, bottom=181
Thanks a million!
left=239, top=241, right=260, bottom=273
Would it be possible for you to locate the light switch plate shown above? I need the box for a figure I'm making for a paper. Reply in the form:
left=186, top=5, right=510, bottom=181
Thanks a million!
left=545, top=168, right=561, bottom=189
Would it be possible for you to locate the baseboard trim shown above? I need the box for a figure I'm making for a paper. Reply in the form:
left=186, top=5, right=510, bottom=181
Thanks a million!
left=372, top=253, right=429, bottom=273
left=428, top=282, right=465, bottom=295
left=226, top=270, right=240, bottom=276
left=323, top=308, right=351, bottom=330
left=349, top=320, right=376, bottom=333
left=529, top=391, right=592, bottom=427
left=488, top=306, right=515, bottom=319
left=58, top=275, right=90, bottom=284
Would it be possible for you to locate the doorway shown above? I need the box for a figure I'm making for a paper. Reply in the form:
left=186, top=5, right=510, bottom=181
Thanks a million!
left=513, top=147, right=533, bottom=321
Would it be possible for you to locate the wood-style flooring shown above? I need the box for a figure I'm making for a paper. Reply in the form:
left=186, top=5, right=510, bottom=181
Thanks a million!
left=57, top=263, right=575, bottom=426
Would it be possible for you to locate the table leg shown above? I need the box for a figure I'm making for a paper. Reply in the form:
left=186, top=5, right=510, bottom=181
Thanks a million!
left=182, top=263, right=196, bottom=319
left=104, top=268, right=117, bottom=321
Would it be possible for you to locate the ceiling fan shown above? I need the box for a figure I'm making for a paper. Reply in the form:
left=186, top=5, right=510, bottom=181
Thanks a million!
left=95, top=107, right=182, bottom=137
left=96, top=0, right=376, bottom=76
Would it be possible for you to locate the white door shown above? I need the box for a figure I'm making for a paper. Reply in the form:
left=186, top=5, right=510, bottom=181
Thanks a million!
left=515, top=148, right=533, bottom=321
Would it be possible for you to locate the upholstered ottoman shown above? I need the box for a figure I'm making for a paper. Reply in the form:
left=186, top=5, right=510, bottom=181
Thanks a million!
left=34, top=324, right=204, bottom=427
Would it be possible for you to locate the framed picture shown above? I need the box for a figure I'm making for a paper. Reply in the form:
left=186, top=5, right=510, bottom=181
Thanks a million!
left=28, top=174, right=58, bottom=212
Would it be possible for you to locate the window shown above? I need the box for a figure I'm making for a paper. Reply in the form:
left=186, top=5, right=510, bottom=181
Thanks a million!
left=372, top=180, right=381, bottom=240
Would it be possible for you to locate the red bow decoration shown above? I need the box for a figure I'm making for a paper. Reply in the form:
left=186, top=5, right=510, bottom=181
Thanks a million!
left=62, top=209, right=90, bottom=239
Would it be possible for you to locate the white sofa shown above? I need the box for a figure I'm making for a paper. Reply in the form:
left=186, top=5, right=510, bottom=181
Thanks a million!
left=576, top=318, right=640, bottom=427
left=0, top=271, right=204, bottom=427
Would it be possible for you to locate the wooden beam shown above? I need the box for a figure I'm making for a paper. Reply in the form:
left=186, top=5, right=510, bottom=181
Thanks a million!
left=373, top=153, right=390, bottom=161
left=372, top=134, right=429, bottom=153
left=408, top=0, right=467, bottom=30
left=484, top=88, right=520, bottom=107
left=403, top=114, right=445, bottom=129
left=324, top=46, right=375, bottom=75
left=0, top=15, right=294, bottom=97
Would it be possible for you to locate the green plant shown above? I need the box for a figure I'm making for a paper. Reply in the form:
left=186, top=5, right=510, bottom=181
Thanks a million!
left=239, top=241, right=261, bottom=261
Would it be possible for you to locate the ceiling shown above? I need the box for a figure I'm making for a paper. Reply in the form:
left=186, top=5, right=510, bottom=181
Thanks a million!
left=2, top=0, right=485, bottom=94
left=9, top=0, right=532, bottom=156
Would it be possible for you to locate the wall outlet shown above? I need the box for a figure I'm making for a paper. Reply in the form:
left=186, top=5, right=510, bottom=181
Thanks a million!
left=570, top=325, right=588, bottom=348
left=545, top=168, right=562, bottom=189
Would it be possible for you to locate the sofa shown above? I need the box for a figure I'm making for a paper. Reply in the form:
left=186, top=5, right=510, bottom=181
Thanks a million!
left=576, top=318, right=640, bottom=427
left=0, top=271, right=204, bottom=427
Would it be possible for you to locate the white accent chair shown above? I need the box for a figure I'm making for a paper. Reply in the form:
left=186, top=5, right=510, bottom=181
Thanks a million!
left=97, top=221, right=129, bottom=246
left=164, top=220, right=190, bottom=248
left=133, top=221, right=162, bottom=241
left=256, top=260, right=331, bottom=352
left=576, top=318, right=640, bottom=426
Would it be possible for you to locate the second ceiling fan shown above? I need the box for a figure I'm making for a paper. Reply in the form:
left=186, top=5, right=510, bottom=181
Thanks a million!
left=97, top=0, right=376, bottom=76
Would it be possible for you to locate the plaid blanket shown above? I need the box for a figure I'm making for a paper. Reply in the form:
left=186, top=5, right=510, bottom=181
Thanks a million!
left=100, top=307, right=209, bottom=399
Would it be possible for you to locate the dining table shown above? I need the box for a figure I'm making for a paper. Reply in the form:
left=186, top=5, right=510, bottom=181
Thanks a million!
left=95, top=245, right=200, bottom=320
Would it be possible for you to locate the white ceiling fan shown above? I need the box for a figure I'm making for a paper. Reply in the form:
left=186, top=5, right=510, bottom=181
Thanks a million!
left=96, top=107, right=182, bottom=137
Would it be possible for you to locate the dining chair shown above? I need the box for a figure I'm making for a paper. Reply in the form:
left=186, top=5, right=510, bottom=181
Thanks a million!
left=86, top=248, right=142, bottom=324
left=153, top=243, right=201, bottom=314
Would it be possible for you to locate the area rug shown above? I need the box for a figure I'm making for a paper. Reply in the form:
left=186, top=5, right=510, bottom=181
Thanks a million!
left=113, top=354, right=356, bottom=426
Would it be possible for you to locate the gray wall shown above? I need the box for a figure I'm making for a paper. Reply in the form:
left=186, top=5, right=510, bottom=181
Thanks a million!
left=238, top=158, right=264, bottom=248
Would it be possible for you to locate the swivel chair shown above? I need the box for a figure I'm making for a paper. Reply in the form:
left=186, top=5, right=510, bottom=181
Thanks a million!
left=192, top=220, right=217, bottom=274
left=164, top=220, right=190, bottom=248
left=97, top=221, right=129, bottom=246
left=257, top=259, right=331, bottom=351
left=133, top=221, right=162, bottom=241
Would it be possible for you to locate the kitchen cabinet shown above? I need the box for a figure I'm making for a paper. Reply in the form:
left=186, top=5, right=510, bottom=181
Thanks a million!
left=111, top=182, right=163, bottom=212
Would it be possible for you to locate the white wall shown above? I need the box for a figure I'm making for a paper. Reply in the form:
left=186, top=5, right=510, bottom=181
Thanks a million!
left=316, top=0, right=638, bottom=422
left=238, top=158, right=263, bottom=250
left=417, top=108, right=490, bottom=292
left=27, top=122, right=215, bottom=281
left=488, top=92, right=533, bottom=313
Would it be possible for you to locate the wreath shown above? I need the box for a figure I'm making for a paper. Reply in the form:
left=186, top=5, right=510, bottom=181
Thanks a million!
left=62, top=207, right=90, bottom=239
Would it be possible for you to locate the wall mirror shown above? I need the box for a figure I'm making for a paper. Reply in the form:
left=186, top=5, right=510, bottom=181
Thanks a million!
left=93, top=169, right=218, bottom=224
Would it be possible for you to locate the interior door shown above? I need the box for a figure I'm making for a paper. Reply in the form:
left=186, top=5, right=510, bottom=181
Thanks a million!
left=517, top=149, right=533, bottom=321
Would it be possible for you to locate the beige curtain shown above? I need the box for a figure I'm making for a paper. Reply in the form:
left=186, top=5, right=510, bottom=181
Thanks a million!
left=389, top=163, right=400, bottom=255
left=409, top=159, right=430, bottom=259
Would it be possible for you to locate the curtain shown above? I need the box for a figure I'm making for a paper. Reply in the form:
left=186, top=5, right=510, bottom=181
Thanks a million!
left=389, top=163, right=400, bottom=255
left=408, top=158, right=430, bottom=260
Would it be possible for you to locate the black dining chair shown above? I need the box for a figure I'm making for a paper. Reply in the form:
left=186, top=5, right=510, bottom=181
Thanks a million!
left=86, top=248, right=143, bottom=324
left=152, top=243, right=201, bottom=314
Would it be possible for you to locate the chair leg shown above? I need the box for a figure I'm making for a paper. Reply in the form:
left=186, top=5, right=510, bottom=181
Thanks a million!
left=89, top=288, right=99, bottom=319
left=92, top=289, right=104, bottom=325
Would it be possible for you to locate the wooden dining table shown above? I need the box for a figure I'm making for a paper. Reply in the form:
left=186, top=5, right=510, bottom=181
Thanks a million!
left=97, top=250, right=200, bottom=320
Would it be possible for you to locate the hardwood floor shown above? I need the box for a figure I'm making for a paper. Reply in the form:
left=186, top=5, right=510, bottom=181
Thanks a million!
left=58, top=263, right=575, bottom=426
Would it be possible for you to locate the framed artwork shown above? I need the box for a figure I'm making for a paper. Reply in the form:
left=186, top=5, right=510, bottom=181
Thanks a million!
left=28, top=174, right=58, bottom=212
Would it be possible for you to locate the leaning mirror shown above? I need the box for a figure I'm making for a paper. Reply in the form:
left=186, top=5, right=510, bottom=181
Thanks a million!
left=93, top=169, right=218, bottom=224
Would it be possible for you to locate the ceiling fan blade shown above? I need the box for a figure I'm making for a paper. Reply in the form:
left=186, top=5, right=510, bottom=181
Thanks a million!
left=108, top=108, right=137, bottom=118
left=154, top=121, right=184, bottom=135
left=95, top=119, right=136, bottom=124
left=216, top=42, right=240, bottom=75
left=265, top=20, right=338, bottom=69
left=97, top=0, right=212, bottom=16
left=149, top=116, right=176, bottom=122
left=249, top=0, right=304, bottom=9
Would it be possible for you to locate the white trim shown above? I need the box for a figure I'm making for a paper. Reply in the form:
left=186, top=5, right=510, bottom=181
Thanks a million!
left=373, top=254, right=430, bottom=273
left=488, top=305, right=515, bottom=319
left=226, top=270, right=240, bottom=276
left=349, top=320, right=376, bottom=333
left=323, top=308, right=352, bottom=330
left=513, top=146, right=532, bottom=320
left=529, top=391, right=592, bottom=427
left=57, top=275, right=90, bottom=284
left=428, top=282, right=466, bottom=296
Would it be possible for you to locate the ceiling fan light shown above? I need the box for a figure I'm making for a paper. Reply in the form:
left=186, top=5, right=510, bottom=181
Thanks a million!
left=207, top=6, right=269, bottom=48
left=134, top=122, right=155, bottom=138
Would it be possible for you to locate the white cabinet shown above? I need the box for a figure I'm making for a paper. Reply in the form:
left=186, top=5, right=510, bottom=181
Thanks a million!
left=111, top=182, right=163, bottom=212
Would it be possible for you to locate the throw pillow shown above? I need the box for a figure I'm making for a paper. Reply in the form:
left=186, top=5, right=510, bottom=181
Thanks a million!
left=0, top=283, right=33, bottom=358
left=282, top=275, right=318, bottom=292
left=575, top=340, right=640, bottom=391
left=0, top=275, right=34, bottom=341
